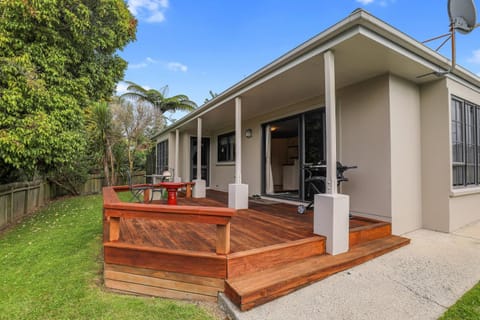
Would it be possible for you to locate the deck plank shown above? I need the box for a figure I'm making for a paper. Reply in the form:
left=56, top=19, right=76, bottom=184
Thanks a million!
left=117, top=190, right=389, bottom=253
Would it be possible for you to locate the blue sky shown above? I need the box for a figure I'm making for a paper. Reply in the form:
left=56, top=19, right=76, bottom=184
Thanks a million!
left=118, top=0, right=480, bottom=120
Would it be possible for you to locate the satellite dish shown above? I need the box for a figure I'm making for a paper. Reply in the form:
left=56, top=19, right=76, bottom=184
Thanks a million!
left=420, top=0, right=480, bottom=77
left=448, top=0, right=477, bottom=34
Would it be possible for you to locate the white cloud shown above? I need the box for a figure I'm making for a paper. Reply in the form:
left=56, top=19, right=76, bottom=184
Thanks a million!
left=128, top=58, right=188, bottom=72
left=127, top=0, right=169, bottom=23
left=468, top=49, right=480, bottom=64
left=167, top=62, right=188, bottom=72
left=355, top=0, right=395, bottom=6
left=356, top=0, right=374, bottom=5
left=129, top=57, right=158, bottom=69
left=146, top=11, right=166, bottom=23
left=129, top=62, right=148, bottom=69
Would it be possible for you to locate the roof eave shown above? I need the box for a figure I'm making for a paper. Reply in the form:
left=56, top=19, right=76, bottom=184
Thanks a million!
left=153, top=9, right=480, bottom=139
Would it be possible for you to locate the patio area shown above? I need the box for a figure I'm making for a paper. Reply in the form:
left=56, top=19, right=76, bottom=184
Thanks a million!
left=102, top=187, right=410, bottom=310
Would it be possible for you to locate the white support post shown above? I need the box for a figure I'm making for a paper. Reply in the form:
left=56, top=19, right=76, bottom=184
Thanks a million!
left=228, top=97, right=249, bottom=209
left=235, top=97, right=242, bottom=185
left=197, top=118, right=202, bottom=180
left=174, top=129, right=181, bottom=182
left=193, top=117, right=206, bottom=198
left=314, top=50, right=349, bottom=255
left=325, top=50, right=337, bottom=195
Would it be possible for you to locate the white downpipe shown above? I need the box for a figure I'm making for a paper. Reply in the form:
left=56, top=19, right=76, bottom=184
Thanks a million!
left=324, top=50, right=337, bottom=195
left=235, top=97, right=242, bottom=184
left=196, top=117, right=202, bottom=180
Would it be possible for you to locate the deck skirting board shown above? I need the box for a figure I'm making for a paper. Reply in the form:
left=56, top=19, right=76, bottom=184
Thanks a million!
left=104, top=264, right=224, bottom=302
left=105, top=279, right=218, bottom=302
left=105, top=263, right=225, bottom=288
left=104, top=242, right=227, bottom=278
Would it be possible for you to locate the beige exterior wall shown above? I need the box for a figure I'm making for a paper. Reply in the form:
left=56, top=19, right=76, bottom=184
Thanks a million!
left=209, top=132, right=235, bottom=192
left=450, top=194, right=480, bottom=231
left=338, top=75, right=391, bottom=222
left=208, top=98, right=323, bottom=196
left=155, top=75, right=479, bottom=234
left=420, top=79, right=451, bottom=232
left=388, top=75, right=422, bottom=234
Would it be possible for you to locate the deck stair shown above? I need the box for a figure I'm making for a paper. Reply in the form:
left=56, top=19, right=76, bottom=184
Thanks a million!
left=225, top=235, right=410, bottom=311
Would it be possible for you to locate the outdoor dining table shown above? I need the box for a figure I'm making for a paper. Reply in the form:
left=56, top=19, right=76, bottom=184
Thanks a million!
left=159, top=182, right=186, bottom=205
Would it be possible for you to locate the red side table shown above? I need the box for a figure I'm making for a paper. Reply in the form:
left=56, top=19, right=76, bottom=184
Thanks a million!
left=159, top=182, right=186, bottom=205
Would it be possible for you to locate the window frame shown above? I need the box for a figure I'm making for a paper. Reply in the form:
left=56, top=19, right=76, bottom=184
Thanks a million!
left=451, top=96, right=480, bottom=188
left=217, top=132, right=235, bottom=163
left=156, top=140, right=169, bottom=174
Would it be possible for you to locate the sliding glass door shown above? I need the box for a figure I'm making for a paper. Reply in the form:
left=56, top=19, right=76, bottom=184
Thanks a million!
left=263, top=108, right=325, bottom=201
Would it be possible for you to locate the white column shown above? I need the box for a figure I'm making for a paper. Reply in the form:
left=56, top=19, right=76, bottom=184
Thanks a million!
left=325, top=50, right=337, bottom=195
left=193, top=117, right=206, bottom=198
left=174, top=129, right=181, bottom=182
left=228, top=97, right=249, bottom=209
left=197, top=118, right=202, bottom=180
left=235, top=97, right=242, bottom=184
left=314, top=50, right=349, bottom=255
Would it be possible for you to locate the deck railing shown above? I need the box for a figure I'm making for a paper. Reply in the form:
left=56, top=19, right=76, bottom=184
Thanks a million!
left=102, top=186, right=236, bottom=255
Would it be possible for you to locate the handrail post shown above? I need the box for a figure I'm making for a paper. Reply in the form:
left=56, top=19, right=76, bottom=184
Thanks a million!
left=143, top=188, right=150, bottom=203
left=216, top=222, right=231, bottom=254
left=109, top=216, right=120, bottom=241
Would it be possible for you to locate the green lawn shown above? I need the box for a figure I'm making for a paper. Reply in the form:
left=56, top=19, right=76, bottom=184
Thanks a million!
left=0, top=194, right=217, bottom=320
left=440, top=282, right=480, bottom=320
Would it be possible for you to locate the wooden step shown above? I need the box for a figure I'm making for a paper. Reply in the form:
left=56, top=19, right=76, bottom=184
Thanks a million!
left=227, top=236, right=326, bottom=278
left=225, top=235, right=410, bottom=311
left=349, top=220, right=391, bottom=247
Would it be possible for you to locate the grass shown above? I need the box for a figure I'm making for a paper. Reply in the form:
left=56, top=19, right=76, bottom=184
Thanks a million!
left=0, top=194, right=217, bottom=320
left=440, top=281, right=480, bottom=320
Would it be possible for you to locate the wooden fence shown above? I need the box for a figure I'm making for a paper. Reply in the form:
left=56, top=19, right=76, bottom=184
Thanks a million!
left=0, top=171, right=145, bottom=231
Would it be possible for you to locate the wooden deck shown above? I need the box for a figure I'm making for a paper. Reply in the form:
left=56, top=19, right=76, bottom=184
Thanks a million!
left=103, top=187, right=410, bottom=309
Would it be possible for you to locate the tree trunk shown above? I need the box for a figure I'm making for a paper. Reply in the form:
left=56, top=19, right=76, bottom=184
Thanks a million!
left=103, top=144, right=111, bottom=186
left=106, top=137, right=115, bottom=186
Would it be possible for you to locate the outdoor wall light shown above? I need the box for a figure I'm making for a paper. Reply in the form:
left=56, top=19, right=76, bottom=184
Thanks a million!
left=245, top=128, right=253, bottom=138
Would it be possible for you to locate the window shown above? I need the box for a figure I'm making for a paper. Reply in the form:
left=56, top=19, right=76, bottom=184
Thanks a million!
left=217, top=132, right=235, bottom=162
left=156, top=140, right=168, bottom=173
left=451, top=97, right=480, bottom=187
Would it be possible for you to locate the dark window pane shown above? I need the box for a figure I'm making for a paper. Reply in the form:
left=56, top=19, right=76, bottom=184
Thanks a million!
left=156, top=140, right=168, bottom=173
left=477, top=107, right=480, bottom=184
left=451, top=98, right=480, bottom=187
left=218, top=132, right=235, bottom=162
left=466, top=104, right=476, bottom=185
left=452, top=98, right=465, bottom=186
left=305, top=109, right=325, bottom=164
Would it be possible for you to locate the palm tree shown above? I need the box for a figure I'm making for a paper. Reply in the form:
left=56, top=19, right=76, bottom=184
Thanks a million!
left=85, top=101, right=117, bottom=186
left=121, top=81, right=197, bottom=114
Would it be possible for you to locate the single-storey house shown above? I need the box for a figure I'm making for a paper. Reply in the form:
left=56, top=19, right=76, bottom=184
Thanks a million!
left=152, top=9, right=480, bottom=253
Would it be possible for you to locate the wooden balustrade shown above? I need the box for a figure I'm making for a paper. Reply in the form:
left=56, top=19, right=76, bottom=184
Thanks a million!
left=102, top=186, right=236, bottom=255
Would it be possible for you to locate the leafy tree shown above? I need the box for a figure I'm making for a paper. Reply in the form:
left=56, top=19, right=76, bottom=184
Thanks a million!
left=111, top=98, right=163, bottom=175
left=121, top=81, right=197, bottom=117
left=0, top=1, right=136, bottom=183
left=86, top=101, right=119, bottom=186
